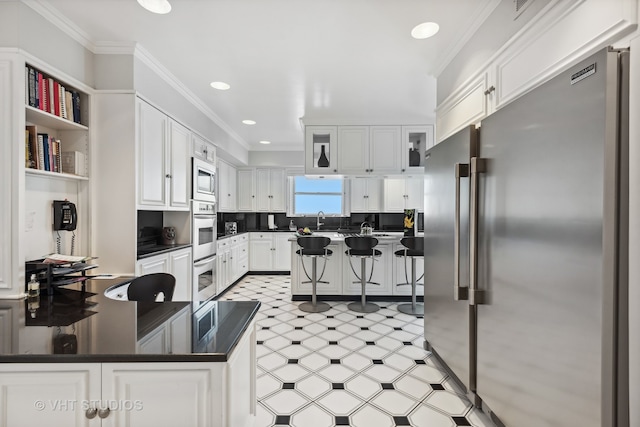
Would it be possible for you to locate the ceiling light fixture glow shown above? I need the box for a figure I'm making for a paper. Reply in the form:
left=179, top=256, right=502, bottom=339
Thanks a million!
left=210, top=81, right=230, bottom=90
left=242, top=120, right=256, bottom=125
left=411, top=22, right=440, bottom=39
left=259, top=140, right=271, bottom=145
left=136, top=0, right=171, bottom=14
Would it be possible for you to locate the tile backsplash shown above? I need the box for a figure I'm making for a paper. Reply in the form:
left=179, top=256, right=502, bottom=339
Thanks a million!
left=217, top=212, right=423, bottom=235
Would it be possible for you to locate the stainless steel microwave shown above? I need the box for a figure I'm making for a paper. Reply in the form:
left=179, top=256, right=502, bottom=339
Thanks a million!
left=192, top=157, right=216, bottom=203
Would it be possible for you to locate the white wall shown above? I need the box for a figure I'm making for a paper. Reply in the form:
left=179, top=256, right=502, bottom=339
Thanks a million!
left=248, top=150, right=304, bottom=168
left=14, top=2, right=95, bottom=87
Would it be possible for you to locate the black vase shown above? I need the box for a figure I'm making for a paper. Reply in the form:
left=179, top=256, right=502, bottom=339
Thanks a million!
left=318, top=144, right=329, bottom=167
left=409, top=148, right=420, bottom=167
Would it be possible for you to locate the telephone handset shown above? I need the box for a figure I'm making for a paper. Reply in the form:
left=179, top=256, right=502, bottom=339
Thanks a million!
left=53, top=200, right=77, bottom=231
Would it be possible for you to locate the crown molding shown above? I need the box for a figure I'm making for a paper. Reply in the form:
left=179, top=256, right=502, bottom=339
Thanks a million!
left=431, top=0, right=501, bottom=77
left=132, top=45, right=250, bottom=150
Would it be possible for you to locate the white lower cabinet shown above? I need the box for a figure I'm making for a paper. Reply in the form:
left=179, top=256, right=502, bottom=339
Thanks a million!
left=249, top=233, right=293, bottom=272
left=137, top=304, right=191, bottom=355
left=0, top=321, right=257, bottom=427
left=135, top=248, right=193, bottom=301
left=342, top=241, right=393, bottom=295
left=291, top=240, right=343, bottom=295
left=0, top=363, right=101, bottom=427
left=217, top=234, right=249, bottom=294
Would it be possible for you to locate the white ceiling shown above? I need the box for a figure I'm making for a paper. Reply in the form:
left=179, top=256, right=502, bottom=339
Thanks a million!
left=35, top=0, right=498, bottom=151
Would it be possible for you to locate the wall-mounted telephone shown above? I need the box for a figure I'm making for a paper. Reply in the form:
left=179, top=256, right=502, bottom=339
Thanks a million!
left=53, top=200, right=77, bottom=231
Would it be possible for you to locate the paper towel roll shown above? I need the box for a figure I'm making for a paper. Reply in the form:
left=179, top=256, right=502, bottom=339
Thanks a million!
left=268, top=214, right=276, bottom=229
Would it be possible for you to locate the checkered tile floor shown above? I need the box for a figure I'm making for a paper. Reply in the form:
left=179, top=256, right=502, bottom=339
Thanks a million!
left=219, top=275, right=494, bottom=427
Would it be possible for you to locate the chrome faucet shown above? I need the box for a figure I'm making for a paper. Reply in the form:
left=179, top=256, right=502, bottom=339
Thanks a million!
left=316, top=211, right=325, bottom=230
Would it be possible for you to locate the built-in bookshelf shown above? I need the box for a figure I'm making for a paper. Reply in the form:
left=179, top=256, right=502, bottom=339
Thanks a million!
left=25, top=64, right=85, bottom=126
left=24, top=63, right=89, bottom=181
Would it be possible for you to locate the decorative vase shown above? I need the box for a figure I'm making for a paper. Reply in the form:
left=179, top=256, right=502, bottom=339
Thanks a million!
left=318, top=144, right=329, bottom=167
left=409, top=148, right=420, bottom=167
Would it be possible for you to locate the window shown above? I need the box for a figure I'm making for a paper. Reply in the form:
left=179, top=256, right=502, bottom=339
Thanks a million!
left=292, top=176, right=344, bottom=216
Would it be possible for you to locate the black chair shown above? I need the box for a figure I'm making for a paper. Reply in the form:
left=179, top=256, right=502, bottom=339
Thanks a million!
left=394, top=237, right=424, bottom=315
left=296, top=236, right=332, bottom=313
left=127, top=273, right=176, bottom=302
left=345, top=236, right=381, bottom=313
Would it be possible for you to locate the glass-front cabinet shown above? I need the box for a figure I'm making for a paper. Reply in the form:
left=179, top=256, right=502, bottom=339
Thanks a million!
left=401, top=125, right=434, bottom=174
left=305, top=126, right=337, bottom=175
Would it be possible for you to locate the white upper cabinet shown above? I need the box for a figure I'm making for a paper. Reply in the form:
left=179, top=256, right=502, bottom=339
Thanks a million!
left=306, top=124, right=422, bottom=176
left=192, top=133, right=216, bottom=164
left=218, top=159, right=237, bottom=212
left=137, top=100, right=190, bottom=210
left=369, top=126, right=402, bottom=174
left=338, top=126, right=402, bottom=175
left=256, top=168, right=286, bottom=212
left=401, top=125, right=434, bottom=174
left=237, top=168, right=286, bottom=212
left=337, top=126, right=370, bottom=174
left=168, top=120, right=191, bottom=209
left=305, top=126, right=338, bottom=174
left=350, top=178, right=382, bottom=213
left=383, top=177, right=423, bottom=213
left=138, top=100, right=167, bottom=208
left=435, top=0, right=636, bottom=143
left=237, top=168, right=256, bottom=212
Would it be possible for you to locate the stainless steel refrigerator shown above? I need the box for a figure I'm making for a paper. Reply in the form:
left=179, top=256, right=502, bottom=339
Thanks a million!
left=423, top=47, right=629, bottom=427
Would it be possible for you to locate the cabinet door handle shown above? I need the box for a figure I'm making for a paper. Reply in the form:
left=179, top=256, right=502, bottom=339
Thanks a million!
left=484, top=86, right=495, bottom=96
left=85, top=408, right=98, bottom=419
left=98, top=408, right=111, bottom=419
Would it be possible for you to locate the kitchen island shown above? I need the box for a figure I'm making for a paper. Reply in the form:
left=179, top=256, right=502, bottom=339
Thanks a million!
left=0, top=277, right=259, bottom=427
left=290, top=232, right=424, bottom=299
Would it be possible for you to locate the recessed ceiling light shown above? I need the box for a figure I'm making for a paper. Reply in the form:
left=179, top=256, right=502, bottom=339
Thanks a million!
left=259, top=140, right=271, bottom=145
left=136, top=0, right=171, bottom=14
left=210, top=81, right=230, bottom=90
left=242, top=120, right=256, bottom=125
left=411, top=22, right=440, bottom=39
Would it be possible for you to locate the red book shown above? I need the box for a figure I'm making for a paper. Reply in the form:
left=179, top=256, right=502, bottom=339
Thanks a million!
left=53, top=81, right=60, bottom=117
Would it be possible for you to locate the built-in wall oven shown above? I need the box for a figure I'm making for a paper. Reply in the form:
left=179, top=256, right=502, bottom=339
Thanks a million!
left=192, top=157, right=216, bottom=203
left=192, top=200, right=217, bottom=301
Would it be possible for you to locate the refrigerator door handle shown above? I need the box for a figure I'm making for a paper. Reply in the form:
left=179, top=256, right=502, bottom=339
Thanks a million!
left=454, top=163, right=470, bottom=301
left=470, top=157, right=487, bottom=306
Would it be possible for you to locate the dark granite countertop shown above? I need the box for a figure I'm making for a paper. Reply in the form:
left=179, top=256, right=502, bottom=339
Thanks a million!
left=216, top=231, right=250, bottom=240
left=0, top=278, right=260, bottom=363
left=136, top=243, right=192, bottom=260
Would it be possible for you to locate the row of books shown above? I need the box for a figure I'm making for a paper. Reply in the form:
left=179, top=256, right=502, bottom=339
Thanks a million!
left=25, top=65, right=82, bottom=125
left=25, top=126, right=61, bottom=173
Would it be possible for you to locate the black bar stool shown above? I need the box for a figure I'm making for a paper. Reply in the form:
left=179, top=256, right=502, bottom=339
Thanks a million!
left=296, top=236, right=332, bottom=313
left=345, top=236, right=381, bottom=313
left=394, top=237, right=424, bottom=315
